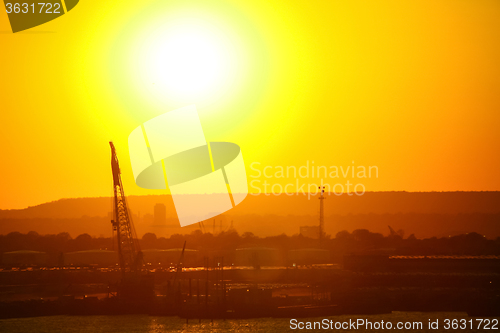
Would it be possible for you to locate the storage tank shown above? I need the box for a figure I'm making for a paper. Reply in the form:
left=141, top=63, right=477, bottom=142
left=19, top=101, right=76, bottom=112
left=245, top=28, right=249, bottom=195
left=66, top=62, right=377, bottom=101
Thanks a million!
left=288, top=248, right=330, bottom=265
left=64, top=250, right=118, bottom=266
left=234, top=247, right=282, bottom=267
left=2, top=250, right=47, bottom=266
left=142, top=248, right=198, bottom=267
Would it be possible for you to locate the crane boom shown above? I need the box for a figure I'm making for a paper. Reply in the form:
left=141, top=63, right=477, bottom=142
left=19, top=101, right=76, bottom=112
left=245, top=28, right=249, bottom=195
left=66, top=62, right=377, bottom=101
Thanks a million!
left=388, top=225, right=397, bottom=237
left=110, top=141, right=140, bottom=274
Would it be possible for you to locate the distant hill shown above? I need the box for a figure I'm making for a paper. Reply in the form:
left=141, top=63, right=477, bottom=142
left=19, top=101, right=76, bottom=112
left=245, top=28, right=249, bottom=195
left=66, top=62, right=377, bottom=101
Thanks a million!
left=1, top=191, right=499, bottom=219
left=0, top=192, right=499, bottom=239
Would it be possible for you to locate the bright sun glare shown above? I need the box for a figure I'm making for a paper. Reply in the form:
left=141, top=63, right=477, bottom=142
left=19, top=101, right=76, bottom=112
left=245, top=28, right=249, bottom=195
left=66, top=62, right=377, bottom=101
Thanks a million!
left=136, top=22, right=236, bottom=103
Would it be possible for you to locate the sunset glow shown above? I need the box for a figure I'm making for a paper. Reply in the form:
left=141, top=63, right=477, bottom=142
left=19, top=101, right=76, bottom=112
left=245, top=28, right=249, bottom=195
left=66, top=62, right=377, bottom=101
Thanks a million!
left=1, top=0, right=500, bottom=209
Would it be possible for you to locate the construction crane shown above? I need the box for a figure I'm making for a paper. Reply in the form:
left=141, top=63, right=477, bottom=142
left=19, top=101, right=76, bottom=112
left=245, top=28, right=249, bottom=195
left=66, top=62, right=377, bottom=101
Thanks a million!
left=388, top=225, right=404, bottom=238
left=109, top=142, right=154, bottom=302
left=198, top=221, right=206, bottom=233
left=172, top=241, right=186, bottom=289
left=110, top=141, right=142, bottom=274
left=388, top=225, right=397, bottom=237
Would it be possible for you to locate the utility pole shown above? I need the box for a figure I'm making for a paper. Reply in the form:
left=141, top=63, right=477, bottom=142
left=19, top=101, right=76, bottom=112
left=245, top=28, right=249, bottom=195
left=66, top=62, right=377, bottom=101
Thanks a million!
left=319, top=186, right=325, bottom=246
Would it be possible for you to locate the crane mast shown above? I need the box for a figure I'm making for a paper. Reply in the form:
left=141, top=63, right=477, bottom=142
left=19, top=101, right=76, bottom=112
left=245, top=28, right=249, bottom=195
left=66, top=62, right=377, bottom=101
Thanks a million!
left=110, top=142, right=140, bottom=274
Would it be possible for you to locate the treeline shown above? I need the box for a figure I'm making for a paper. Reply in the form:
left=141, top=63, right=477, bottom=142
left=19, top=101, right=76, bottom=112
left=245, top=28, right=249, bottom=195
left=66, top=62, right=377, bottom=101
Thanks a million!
left=1, top=212, right=500, bottom=240
left=1, top=230, right=499, bottom=260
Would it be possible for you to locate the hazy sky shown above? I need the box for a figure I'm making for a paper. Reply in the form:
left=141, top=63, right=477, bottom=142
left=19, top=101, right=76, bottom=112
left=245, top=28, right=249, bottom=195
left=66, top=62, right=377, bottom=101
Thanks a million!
left=1, top=0, right=499, bottom=209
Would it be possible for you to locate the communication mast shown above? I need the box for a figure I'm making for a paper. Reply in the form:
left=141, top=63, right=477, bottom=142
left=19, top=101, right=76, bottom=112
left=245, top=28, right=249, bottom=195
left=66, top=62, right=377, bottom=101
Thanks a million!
left=319, top=186, right=326, bottom=245
left=110, top=142, right=141, bottom=274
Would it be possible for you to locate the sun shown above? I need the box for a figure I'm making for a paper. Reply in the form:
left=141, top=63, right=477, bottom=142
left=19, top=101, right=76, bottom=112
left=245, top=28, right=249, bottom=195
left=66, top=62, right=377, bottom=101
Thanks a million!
left=135, top=20, right=237, bottom=103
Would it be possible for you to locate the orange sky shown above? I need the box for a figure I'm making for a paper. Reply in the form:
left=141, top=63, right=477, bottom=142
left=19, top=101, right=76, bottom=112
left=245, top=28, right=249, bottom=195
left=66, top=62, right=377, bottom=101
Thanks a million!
left=1, top=0, right=499, bottom=209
